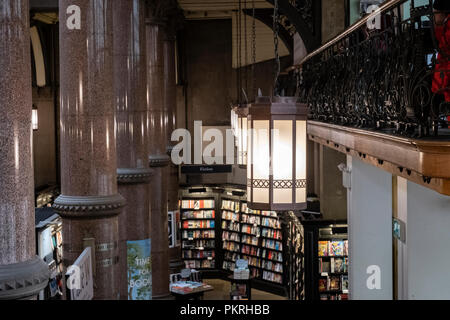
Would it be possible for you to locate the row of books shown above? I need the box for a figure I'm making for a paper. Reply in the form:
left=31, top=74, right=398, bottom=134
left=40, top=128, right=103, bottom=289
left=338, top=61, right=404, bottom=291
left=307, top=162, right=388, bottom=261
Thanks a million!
left=182, top=250, right=215, bottom=259
left=222, top=211, right=240, bottom=222
left=241, top=245, right=259, bottom=256
left=261, top=239, right=283, bottom=251
left=262, top=271, right=283, bottom=284
left=241, top=225, right=259, bottom=236
left=320, top=293, right=348, bottom=300
left=223, top=241, right=241, bottom=252
left=241, top=255, right=261, bottom=268
left=221, top=199, right=240, bottom=212
left=182, top=210, right=215, bottom=219
left=222, top=221, right=240, bottom=232
left=241, top=214, right=260, bottom=225
left=181, top=199, right=215, bottom=210
left=261, top=217, right=281, bottom=229
left=319, top=257, right=348, bottom=274
left=224, top=252, right=240, bottom=262
left=222, top=231, right=240, bottom=242
left=261, top=228, right=282, bottom=240
left=319, top=274, right=349, bottom=293
left=261, top=249, right=283, bottom=262
left=262, top=260, right=283, bottom=273
left=318, top=240, right=348, bottom=257
left=182, top=230, right=215, bottom=239
left=184, top=260, right=215, bottom=269
left=182, top=220, right=215, bottom=229
left=182, top=239, right=215, bottom=249
left=241, top=235, right=259, bottom=246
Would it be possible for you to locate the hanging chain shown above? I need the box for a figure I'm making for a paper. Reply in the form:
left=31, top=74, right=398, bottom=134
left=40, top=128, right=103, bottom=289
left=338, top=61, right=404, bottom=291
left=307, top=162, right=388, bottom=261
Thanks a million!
left=252, top=0, right=256, bottom=98
left=238, top=0, right=242, bottom=104
left=244, top=0, right=248, bottom=100
left=273, top=0, right=281, bottom=96
left=236, top=1, right=241, bottom=104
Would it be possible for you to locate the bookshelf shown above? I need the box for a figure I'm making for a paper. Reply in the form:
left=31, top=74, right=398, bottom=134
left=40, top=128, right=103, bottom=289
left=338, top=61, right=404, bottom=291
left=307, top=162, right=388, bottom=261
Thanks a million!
left=220, top=198, right=285, bottom=285
left=221, top=198, right=242, bottom=272
left=181, top=198, right=216, bottom=270
left=303, top=220, right=349, bottom=301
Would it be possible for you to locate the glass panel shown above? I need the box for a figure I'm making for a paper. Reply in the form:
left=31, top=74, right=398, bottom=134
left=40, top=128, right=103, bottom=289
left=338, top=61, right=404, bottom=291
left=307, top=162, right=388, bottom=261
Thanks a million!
left=273, top=120, right=293, bottom=204
left=252, top=120, right=270, bottom=203
left=296, top=120, right=307, bottom=203
left=242, top=117, right=247, bottom=165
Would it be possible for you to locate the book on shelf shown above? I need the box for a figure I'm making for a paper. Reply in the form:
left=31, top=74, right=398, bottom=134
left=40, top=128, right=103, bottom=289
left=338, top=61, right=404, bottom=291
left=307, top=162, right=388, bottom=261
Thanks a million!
left=329, top=240, right=344, bottom=256
left=318, top=241, right=328, bottom=257
left=341, top=275, right=349, bottom=292
left=329, top=275, right=340, bottom=291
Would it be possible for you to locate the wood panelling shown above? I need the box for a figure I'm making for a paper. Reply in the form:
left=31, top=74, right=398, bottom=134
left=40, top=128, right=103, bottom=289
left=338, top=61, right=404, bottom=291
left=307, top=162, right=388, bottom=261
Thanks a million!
left=308, top=121, right=450, bottom=196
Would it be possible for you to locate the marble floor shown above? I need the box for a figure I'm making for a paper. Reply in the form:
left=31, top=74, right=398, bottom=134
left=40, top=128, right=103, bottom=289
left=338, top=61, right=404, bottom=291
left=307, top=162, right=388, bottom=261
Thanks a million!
left=202, top=279, right=288, bottom=300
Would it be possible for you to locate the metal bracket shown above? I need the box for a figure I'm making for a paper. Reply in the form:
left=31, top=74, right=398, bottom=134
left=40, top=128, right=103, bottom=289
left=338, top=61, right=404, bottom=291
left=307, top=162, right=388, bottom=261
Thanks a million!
left=338, top=163, right=351, bottom=189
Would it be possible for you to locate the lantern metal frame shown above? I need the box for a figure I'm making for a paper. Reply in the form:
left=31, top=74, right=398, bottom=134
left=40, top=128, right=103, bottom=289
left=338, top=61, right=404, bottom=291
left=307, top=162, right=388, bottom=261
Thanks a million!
left=247, top=96, right=308, bottom=211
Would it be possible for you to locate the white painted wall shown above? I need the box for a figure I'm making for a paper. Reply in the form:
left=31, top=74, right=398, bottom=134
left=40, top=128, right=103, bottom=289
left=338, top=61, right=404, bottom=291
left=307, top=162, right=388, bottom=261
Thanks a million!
left=346, top=156, right=393, bottom=300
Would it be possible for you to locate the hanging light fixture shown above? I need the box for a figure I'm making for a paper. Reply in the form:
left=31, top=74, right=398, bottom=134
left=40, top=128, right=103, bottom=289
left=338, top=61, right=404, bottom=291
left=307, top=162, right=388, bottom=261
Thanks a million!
left=32, top=104, right=39, bottom=131
left=247, top=96, right=307, bottom=211
left=236, top=105, right=248, bottom=166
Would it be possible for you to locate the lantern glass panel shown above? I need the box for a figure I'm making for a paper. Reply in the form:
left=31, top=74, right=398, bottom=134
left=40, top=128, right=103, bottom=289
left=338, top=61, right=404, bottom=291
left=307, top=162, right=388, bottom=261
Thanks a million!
left=242, top=117, right=247, bottom=165
left=247, top=118, right=252, bottom=197
left=253, top=120, right=270, bottom=203
left=296, top=120, right=307, bottom=203
left=273, top=120, right=293, bottom=204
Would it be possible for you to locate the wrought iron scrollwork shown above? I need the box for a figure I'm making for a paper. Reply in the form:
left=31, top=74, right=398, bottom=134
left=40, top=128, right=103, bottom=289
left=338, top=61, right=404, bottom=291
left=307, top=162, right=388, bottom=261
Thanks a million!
left=282, top=0, right=450, bottom=138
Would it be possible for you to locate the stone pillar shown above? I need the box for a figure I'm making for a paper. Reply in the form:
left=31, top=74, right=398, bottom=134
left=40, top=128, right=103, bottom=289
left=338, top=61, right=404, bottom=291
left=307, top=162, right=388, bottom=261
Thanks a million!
left=164, top=19, right=183, bottom=275
left=345, top=156, right=393, bottom=300
left=146, top=3, right=173, bottom=299
left=0, top=0, right=49, bottom=300
left=113, top=0, right=153, bottom=300
left=54, top=0, right=125, bottom=300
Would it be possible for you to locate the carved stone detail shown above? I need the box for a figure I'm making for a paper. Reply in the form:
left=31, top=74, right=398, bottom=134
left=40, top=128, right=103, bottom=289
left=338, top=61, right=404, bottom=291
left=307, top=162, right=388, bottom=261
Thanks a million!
left=0, top=256, right=50, bottom=300
left=53, top=194, right=126, bottom=218
left=117, top=168, right=153, bottom=185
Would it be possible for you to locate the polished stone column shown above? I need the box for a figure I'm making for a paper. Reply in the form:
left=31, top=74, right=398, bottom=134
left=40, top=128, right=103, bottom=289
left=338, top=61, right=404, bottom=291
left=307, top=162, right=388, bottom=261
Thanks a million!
left=0, top=0, right=49, bottom=300
left=54, top=0, right=125, bottom=300
left=146, top=12, right=171, bottom=299
left=113, top=0, right=153, bottom=300
left=164, top=25, right=182, bottom=274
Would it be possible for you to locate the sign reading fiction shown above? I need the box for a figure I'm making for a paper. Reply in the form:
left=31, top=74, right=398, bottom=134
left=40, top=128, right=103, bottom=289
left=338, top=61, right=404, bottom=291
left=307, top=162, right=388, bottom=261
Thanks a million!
left=127, top=239, right=152, bottom=300
left=65, top=247, right=94, bottom=300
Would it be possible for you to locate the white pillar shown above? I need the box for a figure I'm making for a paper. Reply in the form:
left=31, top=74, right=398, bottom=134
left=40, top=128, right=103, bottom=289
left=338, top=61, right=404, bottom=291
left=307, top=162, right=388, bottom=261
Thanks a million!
left=345, top=156, right=393, bottom=300
left=397, top=178, right=450, bottom=300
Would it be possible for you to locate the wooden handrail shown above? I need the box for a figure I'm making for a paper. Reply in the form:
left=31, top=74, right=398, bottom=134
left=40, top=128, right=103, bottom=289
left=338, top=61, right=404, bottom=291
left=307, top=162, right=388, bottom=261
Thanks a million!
left=287, top=0, right=408, bottom=71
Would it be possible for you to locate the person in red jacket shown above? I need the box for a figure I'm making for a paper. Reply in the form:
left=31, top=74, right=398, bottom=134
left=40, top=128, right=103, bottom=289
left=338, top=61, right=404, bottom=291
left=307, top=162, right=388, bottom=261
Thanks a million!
left=432, top=0, right=450, bottom=129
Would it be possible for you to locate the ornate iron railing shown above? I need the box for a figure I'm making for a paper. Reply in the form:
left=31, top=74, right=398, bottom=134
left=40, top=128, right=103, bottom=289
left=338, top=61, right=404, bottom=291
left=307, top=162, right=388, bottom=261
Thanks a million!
left=283, top=0, right=450, bottom=138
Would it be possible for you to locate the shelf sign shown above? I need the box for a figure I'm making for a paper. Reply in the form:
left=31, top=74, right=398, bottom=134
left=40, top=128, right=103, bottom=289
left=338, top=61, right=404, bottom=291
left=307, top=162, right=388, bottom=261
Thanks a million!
left=127, top=239, right=152, bottom=300
left=65, top=247, right=94, bottom=300
left=393, top=218, right=406, bottom=243
left=236, top=259, right=248, bottom=269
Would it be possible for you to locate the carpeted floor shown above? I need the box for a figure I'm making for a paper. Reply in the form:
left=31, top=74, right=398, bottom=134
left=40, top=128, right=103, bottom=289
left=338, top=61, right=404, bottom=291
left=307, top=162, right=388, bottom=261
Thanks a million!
left=202, top=279, right=288, bottom=300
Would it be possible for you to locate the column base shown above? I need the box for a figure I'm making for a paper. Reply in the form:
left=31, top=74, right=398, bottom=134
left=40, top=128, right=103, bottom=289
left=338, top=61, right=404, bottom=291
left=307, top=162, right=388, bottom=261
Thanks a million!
left=0, top=256, right=50, bottom=300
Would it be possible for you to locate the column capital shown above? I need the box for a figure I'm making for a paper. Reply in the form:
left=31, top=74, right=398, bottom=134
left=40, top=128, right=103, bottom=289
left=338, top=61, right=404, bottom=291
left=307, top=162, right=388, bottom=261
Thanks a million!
left=0, top=256, right=50, bottom=300
left=53, top=194, right=126, bottom=219
left=117, top=168, right=153, bottom=185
